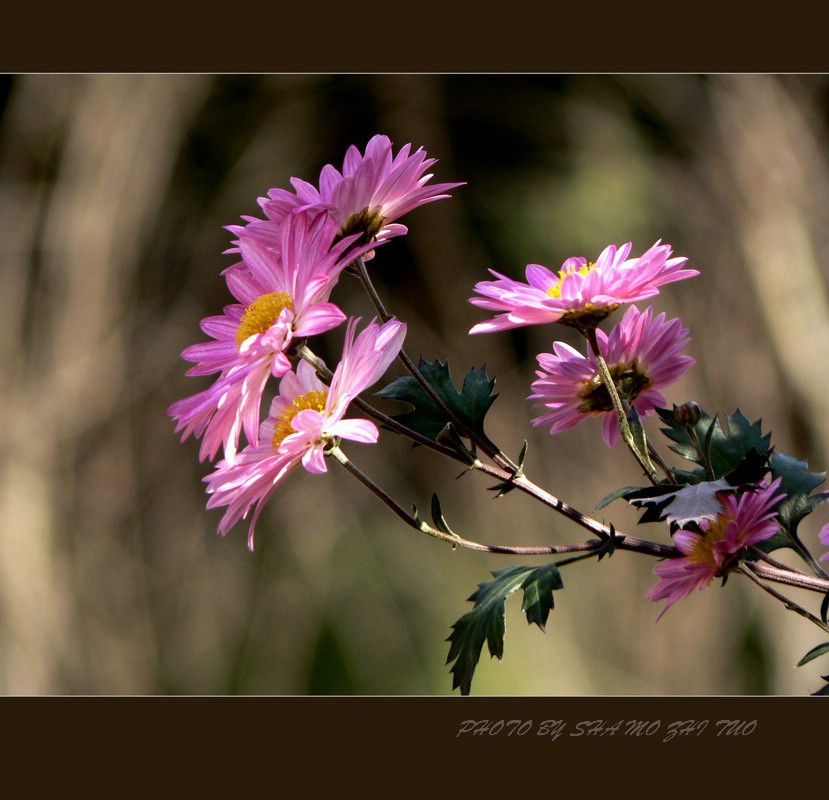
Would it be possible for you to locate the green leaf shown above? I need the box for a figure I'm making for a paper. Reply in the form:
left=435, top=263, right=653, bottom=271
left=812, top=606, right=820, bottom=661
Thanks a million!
left=520, top=563, right=565, bottom=630
left=752, top=531, right=793, bottom=555
left=430, top=493, right=458, bottom=537
left=764, top=452, right=829, bottom=547
left=775, top=492, right=829, bottom=539
left=811, top=680, right=829, bottom=696
left=638, top=479, right=731, bottom=527
left=376, top=359, right=497, bottom=441
left=821, top=593, right=829, bottom=625
left=446, top=564, right=563, bottom=695
left=770, top=452, right=826, bottom=496
left=796, top=642, right=829, bottom=667
left=656, top=407, right=772, bottom=480
left=595, top=485, right=651, bottom=511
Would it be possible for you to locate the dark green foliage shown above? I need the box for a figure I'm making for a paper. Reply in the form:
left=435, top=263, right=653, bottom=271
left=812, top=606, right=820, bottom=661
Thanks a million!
left=755, top=452, right=829, bottom=554
left=769, top=452, right=825, bottom=496
left=446, top=564, right=563, bottom=695
left=376, top=359, right=497, bottom=441
left=656, top=407, right=772, bottom=481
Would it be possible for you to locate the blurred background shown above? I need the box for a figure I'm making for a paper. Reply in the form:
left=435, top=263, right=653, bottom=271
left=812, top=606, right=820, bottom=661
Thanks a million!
left=2, top=73, right=829, bottom=695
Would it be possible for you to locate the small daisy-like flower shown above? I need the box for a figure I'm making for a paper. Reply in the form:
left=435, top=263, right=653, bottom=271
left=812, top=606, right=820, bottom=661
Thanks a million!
left=529, top=305, right=695, bottom=447
left=645, top=478, right=785, bottom=619
left=204, top=317, right=407, bottom=549
left=228, top=134, right=463, bottom=255
left=168, top=209, right=372, bottom=464
left=469, top=240, right=698, bottom=334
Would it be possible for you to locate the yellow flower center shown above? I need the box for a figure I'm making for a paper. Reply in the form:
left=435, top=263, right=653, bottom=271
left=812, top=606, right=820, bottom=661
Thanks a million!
left=546, top=261, right=597, bottom=300
left=236, top=291, right=294, bottom=347
left=686, top=516, right=728, bottom=566
left=271, top=390, right=329, bottom=448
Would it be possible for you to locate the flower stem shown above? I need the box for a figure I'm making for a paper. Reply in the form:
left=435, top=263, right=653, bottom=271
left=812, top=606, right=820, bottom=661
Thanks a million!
left=327, top=443, right=608, bottom=557
left=350, top=255, right=520, bottom=473
left=584, top=326, right=658, bottom=484
left=788, top=533, right=829, bottom=582
left=296, top=346, right=829, bottom=593
left=300, top=343, right=829, bottom=595
left=685, top=424, right=715, bottom=480
left=738, top=565, right=829, bottom=634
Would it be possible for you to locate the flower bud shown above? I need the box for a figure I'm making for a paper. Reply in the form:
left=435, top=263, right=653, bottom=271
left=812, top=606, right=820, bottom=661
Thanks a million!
left=672, top=401, right=701, bottom=427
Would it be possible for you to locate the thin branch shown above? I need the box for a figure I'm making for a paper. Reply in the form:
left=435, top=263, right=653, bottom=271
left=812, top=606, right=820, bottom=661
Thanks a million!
left=351, top=255, right=519, bottom=472
left=328, top=444, right=609, bottom=556
left=739, top=565, right=829, bottom=633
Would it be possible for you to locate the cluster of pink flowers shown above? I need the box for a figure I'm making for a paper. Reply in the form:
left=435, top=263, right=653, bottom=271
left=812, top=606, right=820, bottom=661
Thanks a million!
left=468, top=239, right=698, bottom=447
left=169, top=135, right=459, bottom=546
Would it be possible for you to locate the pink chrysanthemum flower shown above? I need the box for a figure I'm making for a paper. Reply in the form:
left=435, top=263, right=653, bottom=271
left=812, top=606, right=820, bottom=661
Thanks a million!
left=529, top=305, right=695, bottom=447
left=469, top=240, right=698, bottom=334
left=204, top=317, right=407, bottom=549
left=228, top=134, right=463, bottom=255
left=645, top=478, right=786, bottom=619
left=168, top=209, right=372, bottom=464
left=819, top=523, right=829, bottom=562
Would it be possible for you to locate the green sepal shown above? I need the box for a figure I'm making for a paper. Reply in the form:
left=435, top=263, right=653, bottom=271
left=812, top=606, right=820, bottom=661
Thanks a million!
left=795, top=641, right=829, bottom=667
left=446, top=563, right=563, bottom=695
left=376, top=359, right=497, bottom=441
left=430, top=493, right=458, bottom=538
left=626, top=405, right=655, bottom=473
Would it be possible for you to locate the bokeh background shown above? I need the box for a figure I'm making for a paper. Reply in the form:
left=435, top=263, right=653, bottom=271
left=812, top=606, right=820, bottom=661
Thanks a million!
left=2, top=73, right=829, bottom=695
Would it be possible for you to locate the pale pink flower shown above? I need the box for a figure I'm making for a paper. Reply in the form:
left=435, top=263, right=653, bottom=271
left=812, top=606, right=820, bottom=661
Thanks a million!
left=819, top=523, right=829, bottom=562
left=227, top=134, right=463, bottom=255
left=204, top=317, right=407, bottom=549
left=529, top=305, right=695, bottom=447
left=168, top=209, right=371, bottom=464
left=646, top=479, right=785, bottom=619
left=469, top=240, right=698, bottom=333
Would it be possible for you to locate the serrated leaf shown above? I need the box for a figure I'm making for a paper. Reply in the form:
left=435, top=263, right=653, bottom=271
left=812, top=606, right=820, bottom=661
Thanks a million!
left=723, top=447, right=771, bottom=486
left=595, top=484, right=651, bottom=511
left=638, top=479, right=731, bottom=527
left=621, top=483, right=682, bottom=523
left=376, top=359, right=497, bottom=441
left=776, top=492, right=829, bottom=539
left=520, top=564, right=564, bottom=630
left=770, top=452, right=826, bottom=496
left=657, top=407, right=772, bottom=480
left=796, top=642, right=829, bottom=667
left=446, top=564, right=563, bottom=695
